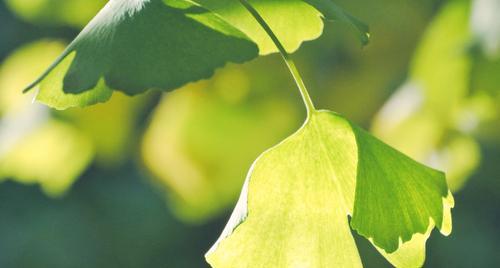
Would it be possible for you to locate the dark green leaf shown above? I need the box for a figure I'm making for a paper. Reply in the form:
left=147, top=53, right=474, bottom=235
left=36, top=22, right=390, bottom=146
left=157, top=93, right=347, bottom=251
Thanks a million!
left=24, top=0, right=258, bottom=107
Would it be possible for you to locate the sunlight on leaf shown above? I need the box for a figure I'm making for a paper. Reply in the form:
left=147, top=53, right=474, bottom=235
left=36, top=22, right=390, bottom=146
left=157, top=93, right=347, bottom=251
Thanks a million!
left=206, top=111, right=452, bottom=267
left=350, top=124, right=450, bottom=253
left=191, top=0, right=324, bottom=54
left=23, top=0, right=370, bottom=109
left=0, top=40, right=66, bottom=114
left=35, top=52, right=113, bottom=110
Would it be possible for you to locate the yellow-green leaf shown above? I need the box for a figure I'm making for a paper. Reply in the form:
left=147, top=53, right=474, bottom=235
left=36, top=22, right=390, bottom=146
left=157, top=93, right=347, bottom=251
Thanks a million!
left=191, top=0, right=324, bottom=54
left=206, top=111, right=452, bottom=267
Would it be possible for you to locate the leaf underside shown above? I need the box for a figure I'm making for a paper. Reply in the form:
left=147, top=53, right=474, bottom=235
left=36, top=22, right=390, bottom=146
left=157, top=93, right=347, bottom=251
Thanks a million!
left=206, top=111, right=452, bottom=268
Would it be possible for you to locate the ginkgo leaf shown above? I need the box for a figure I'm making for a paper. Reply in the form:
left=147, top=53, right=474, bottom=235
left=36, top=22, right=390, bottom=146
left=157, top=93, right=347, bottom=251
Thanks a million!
left=35, top=52, right=114, bottom=110
left=190, top=0, right=324, bottom=54
left=206, top=111, right=452, bottom=267
left=178, top=0, right=370, bottom=52
left=23, top=0, right=258, bottom=107
left=24, top=0, right=369, bottom=109
left=350, top=123, right=451, bottom=252
left=193, top=0, right=369, bottom=53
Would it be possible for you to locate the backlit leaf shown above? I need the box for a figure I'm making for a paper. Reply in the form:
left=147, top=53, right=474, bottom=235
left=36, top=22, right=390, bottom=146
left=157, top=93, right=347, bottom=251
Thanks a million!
left=191, top=0, right=324, bottom=54
left=206, top=111, right=452, bottom=267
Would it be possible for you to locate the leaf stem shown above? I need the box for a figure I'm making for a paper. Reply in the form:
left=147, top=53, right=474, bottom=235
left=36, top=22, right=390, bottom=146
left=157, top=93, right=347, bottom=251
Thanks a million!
left=238, top=0, right=316, bottom=117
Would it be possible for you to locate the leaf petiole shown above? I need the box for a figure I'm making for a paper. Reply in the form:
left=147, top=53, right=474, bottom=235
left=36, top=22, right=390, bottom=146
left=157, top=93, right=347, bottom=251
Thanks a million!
left=238, top=0, right=316, bottom=117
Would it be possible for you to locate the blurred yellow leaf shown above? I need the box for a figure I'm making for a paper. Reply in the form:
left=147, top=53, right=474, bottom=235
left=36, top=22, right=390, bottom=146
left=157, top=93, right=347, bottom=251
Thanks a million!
left=61, top=92, right=152, bottom=167
left=0, top=40, right=66, bottom=114
left=0, top=40, right=95, bottom=196
left=142, top=67, right=299, bottom=222
left=372, top=0, right=479, bottom=192
left=0, top=120, right=93, bottom=197
left=5, top=0, right=106, bottom=28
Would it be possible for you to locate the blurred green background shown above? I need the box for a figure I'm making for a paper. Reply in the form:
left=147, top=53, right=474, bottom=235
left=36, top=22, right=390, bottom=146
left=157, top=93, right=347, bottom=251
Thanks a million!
left=0, top=0, right=499, bottom=267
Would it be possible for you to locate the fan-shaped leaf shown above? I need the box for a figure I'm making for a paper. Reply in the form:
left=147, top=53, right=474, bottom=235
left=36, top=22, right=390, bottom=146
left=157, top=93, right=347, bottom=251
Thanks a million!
left=206, top=111, right=452, bottom=267
left=190, top=0, right=325, bottom=54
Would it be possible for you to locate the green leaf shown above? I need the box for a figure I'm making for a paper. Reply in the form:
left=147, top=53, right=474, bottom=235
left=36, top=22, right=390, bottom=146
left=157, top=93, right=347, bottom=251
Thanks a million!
left=350, top=124, right=450, bottom=252
left=303, top=0, right=370, bottom=45
left=24, top=0, right=369, bottom=109
left=36, top=52, right=114, bottom=110
left=24, top=0, right=258, bottom=107
left=190, top=0, right=325, bottom=54
left=193, top=0, right=369, bottom=52
left=206, top=111, right=452, bottom=267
